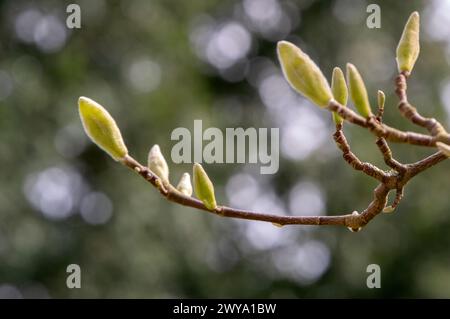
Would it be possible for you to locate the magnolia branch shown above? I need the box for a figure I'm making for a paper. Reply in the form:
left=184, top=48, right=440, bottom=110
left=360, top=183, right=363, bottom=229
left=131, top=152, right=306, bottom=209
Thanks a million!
left=116, top=65, right=448, bottom=231
left=122, top=155, right=356, bottom=227
left=78, top=11, right=449, bottom=232
left=121, top=142, right=446, bottom=231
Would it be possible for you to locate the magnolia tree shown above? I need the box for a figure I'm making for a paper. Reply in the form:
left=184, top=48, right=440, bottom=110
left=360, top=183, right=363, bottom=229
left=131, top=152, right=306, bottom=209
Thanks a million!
left=78, top=12, right=450, bottom=232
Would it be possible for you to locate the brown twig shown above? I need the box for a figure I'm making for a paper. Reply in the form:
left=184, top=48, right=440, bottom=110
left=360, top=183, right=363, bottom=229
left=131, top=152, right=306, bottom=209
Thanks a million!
left=406, top=151, right=448, bottom=179
left=327, top=100, right=450, bottom=146
left=375, top=138, right=407, bottom=174
left=396, top=72, right=447, bottom=136
left=121, top=155, right=357, bottom=227
left=333, top=123, right=387, bottom=183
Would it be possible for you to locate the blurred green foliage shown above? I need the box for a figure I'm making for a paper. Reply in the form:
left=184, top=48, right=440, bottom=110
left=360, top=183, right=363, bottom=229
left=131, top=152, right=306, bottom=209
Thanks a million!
left=0, top=0, right=450, bottom=298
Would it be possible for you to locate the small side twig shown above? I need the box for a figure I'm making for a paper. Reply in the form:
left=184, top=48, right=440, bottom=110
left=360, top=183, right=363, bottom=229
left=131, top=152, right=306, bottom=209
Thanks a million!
left=395, top=72, right=447, bottom=136
left=375, top=138, right=407, bottom=174
left=406, top=151, right=448, bottom=179
left=333, top=124, right=387, bottom=182
left=327, top=100, right=450, bottom=146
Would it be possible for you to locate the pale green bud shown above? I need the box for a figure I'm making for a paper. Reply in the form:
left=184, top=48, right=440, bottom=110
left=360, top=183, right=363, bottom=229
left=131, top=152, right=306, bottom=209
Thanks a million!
left=277, top=41, right=333, bottom=107
left=396, top=12, right=420, bottom=73
left=377, top=90, right=386, bottom=110
left=148, top=144, right=169, bottom=182
left=383, top=206, right=395, bottom=213
left=176, top=173, right=193, bottom=196
left=331, top=67, right=348, bottom=125
left=78, top=96, right=128, bottom=161
left=193, top=163, right=217, bottom=210
left=346, top=63, right=372, bottom=118
left=436, top=142, right=450, bottom=158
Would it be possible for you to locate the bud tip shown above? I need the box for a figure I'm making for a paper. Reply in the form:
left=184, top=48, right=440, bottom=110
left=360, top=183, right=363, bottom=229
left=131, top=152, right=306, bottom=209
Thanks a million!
left=193, top=163, right=217, bottom=210
left=148, top=144, right=169, bottom=182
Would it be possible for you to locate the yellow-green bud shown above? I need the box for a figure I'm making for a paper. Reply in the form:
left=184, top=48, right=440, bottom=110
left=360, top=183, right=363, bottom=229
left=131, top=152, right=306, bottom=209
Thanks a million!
left=436, top=142, right=450, bottom=158
left=396, top=12, right=420, bottom=73
left=346, top=63, right=372, bottom=118
left=377, top=90, right=385, bottom=110
left=193, top=163, right=217, bottom=210
left=176, top=173, right=193, bottom=196
left=277, top=41, right=333, bottom=107
left=331, top=67, right=348, bottom=125
left=78, top=96, right=128, bottom=161
left=148, top=144, right=169, bottom=182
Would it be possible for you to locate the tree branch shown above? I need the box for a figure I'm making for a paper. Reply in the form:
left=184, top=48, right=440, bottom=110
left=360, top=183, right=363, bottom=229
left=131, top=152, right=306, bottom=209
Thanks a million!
left=375, top=138, right=407, bottom=173
left=120, top=145, right=446, bottom=231
left=110, top=66, right=450, bottom=232
left=121, top=155, right=359, bottom=227
left=396, top=73, right=447, bottom=136
left=406, top=151, right=448, bottom=179
left=80, top=13, right=450, bottom=233
left=327, top=100, right=450, bottom=146
left=333, top=124, right=387, bottom=182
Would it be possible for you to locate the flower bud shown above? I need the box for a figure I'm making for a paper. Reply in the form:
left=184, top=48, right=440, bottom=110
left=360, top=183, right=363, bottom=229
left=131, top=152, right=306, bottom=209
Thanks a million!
left=346, top=63, right=372, bottom=118
left=148, top=144, right=169, bottom=182
left=78, top=96, right=128, bottom=161
left=193, top=163, right=217, bottom=210
left=331, top=67, right=348, bottom=125
left=277, top=41, right=333, bottom=107
left=377, top=90, right=385, bottom=110
left=396, top=12, right=420, bottom=73
left=383, top=206, right=395, bottom=213
left=437, top=142, right=450, bottom=158
left=176, top=173, right=193, bottom=196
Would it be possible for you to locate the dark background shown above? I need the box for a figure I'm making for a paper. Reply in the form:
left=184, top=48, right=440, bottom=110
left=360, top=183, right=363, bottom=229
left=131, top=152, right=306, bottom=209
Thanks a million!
left=0, top=0, right=449, bottom=298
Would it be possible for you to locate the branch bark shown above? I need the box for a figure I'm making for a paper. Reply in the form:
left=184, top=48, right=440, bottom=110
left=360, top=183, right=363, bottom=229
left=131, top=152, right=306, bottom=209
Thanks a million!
left=122, top=155, right=356, bottom=227
left=396, top=72, right=447, bottom=136
left=327, top=100, right=450, bottom=146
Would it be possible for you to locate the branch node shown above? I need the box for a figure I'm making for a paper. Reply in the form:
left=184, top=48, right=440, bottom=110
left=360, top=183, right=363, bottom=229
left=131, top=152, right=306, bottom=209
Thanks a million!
left=347, top=211, right=362, bottom=232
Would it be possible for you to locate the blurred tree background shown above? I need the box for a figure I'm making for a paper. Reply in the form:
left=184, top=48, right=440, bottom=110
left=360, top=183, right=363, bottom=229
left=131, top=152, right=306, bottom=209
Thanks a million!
left=0, top=0, right=450, bottom=298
